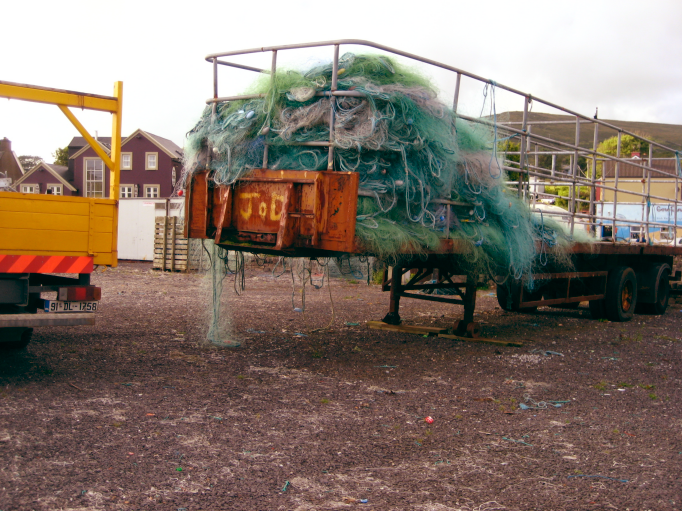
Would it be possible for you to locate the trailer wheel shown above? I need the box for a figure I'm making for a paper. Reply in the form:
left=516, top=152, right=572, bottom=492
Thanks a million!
left=496, top=281, right=538, bottom=313
left=605, top=266, right=637, bottom=322
left=640, top=263, right=670, bottom=315
left=0, top=327, right=33, bottom=350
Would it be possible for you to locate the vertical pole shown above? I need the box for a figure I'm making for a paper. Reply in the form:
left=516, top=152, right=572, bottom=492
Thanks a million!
left=383, top=265, right=403, bottom=325
left=452, top=72, right=461, bottom=129
left=551, top=154, right=556, bottom=180
left=212, top=58, right=218, bottom=119
left=162, top=216, right=168, bottom=271
left=640, top=148, right=646, bottom=241
left=452, top=73, right=462, bottom=111
left=612, top=132, right=622, bottom=242
left=457, top=275, right=477, bottom=337
left=328, top=44, right=339, bottom=171
left=645, top=144, right=652, bottom=244
left=526, top=124, right=532, bottom=202
left=570, top=116, right=580, bottom=235
left=170, top=216, right=177, bottom=272
left=533, top=138, right=539, bottom=206
left=262, top=50, right=277, bottom=169
left=590, top=121, right=599, bottom=234
left=207, top=59, right=218, bottom=170
left=675, top=150, right=679, bottom=246
left=109, top=81, right=123, bottom=267
left=518, top=96, right=530, bottom=198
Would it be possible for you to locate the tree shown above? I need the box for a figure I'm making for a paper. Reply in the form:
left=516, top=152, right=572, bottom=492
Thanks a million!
left=17, top=155, right=43, bottom=171
left=53, top=146, right=69, bottom=166
left=597, top=134, right=647, bottom=159
left=589, top=133, right=651, bottom=179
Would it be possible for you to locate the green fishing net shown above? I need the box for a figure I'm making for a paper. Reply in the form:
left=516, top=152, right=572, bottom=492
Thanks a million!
left=184, top=53, right=583, bottom=282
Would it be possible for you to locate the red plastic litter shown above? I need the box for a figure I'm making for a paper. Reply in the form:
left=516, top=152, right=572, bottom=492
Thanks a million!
left=425, top=416, right=434, bottom=424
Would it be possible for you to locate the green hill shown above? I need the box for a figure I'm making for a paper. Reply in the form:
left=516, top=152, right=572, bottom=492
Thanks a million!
left=495, top=112, right=682, bottom=157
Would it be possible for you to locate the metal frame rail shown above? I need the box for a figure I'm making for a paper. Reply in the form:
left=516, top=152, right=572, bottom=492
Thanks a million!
left=204, top=39, right=682, bottom=249
left=200, top=40, right=682, bottom=334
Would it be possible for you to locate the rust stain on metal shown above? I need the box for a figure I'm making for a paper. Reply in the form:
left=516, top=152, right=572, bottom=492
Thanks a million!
left=185, top=168, right=359, bottom=255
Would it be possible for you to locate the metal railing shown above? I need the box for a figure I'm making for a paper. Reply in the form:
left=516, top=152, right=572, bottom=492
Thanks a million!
left=203, top=40, right=682, bottom=247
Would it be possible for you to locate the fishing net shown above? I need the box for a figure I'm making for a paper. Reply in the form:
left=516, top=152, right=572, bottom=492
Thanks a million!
left=202, top=240, right=241, bottom=347
left=184, top=53, right=586, bottom=285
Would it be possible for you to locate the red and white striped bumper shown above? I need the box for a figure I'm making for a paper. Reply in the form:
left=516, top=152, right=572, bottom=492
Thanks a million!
left=0, top=255, right=94, bottom=274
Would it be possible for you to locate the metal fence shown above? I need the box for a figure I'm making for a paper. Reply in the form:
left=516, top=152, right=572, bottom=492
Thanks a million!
left=204, top=39, right=682, bottom=246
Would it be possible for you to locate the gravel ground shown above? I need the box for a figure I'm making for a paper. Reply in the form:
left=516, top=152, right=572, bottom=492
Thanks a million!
left=1, top=260, right=681, bottom=510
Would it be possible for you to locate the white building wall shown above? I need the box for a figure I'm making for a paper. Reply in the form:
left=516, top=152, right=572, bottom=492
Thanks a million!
left=117, top=198, right=184, bottom=260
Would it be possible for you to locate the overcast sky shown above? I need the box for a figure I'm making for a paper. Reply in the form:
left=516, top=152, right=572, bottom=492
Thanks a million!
left=1, top=0, right=681, bottom=162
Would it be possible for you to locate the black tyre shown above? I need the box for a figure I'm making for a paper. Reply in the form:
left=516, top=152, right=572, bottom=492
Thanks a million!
left=496, top=282, right=515, bottom=311
left=496, top=281, right=538, bottom=313
left=640, top=264, right=670, bottom=315
left=605, top=266, right=637, bottom=322
left=0, top=327, right=33, bottom=350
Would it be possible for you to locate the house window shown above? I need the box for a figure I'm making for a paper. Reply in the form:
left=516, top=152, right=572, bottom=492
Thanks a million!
left=21, top=184, right=38, bottom=193
left=47, top=184, right=62, bottom=195
left=660, top=227, right=674, bottom=241
left=144, top=185, right=160, bottom=198
left=145, top=152, right=158, bottom=170
left=85, top=158, right=104, bottom=198
left=120, top=185, right=134, bottom=198
left=121, top=153, right=132, bottom=170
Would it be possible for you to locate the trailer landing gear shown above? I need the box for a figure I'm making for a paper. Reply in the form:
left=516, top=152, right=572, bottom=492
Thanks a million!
left=380, top=263, right=480, bottom=338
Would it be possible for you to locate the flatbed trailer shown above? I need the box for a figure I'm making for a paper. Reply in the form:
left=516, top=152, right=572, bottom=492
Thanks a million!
left=0, top=81, right=122, bottom=348
left=185, top=40, right=682, bottom=337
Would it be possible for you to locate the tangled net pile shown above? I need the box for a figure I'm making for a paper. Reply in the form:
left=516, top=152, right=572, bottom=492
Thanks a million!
left=185, top=53, right=583, bottom=281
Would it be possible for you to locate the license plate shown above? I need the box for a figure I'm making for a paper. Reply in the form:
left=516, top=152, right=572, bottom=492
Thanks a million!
left=44, top=301, right=98, bottom=313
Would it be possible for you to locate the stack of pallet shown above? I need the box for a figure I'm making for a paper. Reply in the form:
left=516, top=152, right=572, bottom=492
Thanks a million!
left=153, top=216, right=188, bottom=271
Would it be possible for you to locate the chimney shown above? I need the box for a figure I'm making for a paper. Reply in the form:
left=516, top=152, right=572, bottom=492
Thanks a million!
left=0, top=138, right=10, bottom=152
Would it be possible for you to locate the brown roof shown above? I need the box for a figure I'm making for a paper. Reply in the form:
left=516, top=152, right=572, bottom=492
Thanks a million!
left=69, top=136, right=112, bottom=149
left=69, top=131, right=183, bottom=160
left=14, top=162, right=77, bottom=191
left=145, top=132, right=183, bottom=158
left=603, top=158, right=679, bottom=179
left=44, top=163, right=72, bottom=182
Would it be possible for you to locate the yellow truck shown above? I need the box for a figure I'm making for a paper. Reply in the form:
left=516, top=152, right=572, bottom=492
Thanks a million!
left=0, top=81, right=122, bottom=348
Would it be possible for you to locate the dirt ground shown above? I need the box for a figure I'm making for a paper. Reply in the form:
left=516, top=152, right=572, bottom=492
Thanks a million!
left=1, top=260, right=681, bottom=511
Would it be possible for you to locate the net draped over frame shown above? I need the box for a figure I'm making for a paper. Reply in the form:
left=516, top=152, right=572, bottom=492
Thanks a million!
left=184, top=53, right=583, bottom=282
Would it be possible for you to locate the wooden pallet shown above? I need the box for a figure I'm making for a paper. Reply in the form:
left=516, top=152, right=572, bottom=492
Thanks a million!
left=367, top=320, right=523, bottom=347
left=153, top=216, right=188, bottom=271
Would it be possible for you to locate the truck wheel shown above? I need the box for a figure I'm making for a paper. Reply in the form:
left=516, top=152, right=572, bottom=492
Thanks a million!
left=496, top=281, right=538, bottom=313
left=605, top=266, right=637, bottom=322
left=0, top=327, right=33, bottom=350
left=496, top=282, right=515, bottom=311
left=642, top=264, right=670, bottom=315
left=589, top=299, right=607, bottom=319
